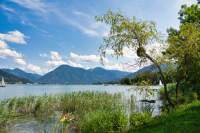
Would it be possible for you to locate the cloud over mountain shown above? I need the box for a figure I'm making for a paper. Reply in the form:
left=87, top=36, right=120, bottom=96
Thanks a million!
left=0, top=30, right=44, bottom=74
left=0, top=30, right=27, bottom=44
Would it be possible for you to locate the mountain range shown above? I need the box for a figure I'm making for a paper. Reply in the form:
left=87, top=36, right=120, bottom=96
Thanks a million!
left=126, top=64, right=168, bottom=78
left=38, top=65, right=130, bottom=84
left=2, top=68, right=41, bottom=82
left=0, top=65, right=131, bottom=84
left=0, top=70, right=31, bottom=84
left=1, top=64, right=166, bottom=84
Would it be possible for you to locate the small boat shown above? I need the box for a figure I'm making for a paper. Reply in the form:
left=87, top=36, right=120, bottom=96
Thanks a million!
left=0, top=77, right=6, bottom=87
left=159, top=80, right=163, bottom=86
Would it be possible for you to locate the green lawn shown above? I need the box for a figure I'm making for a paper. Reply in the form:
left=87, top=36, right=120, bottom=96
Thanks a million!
left=130, top=101, right=200, bottom=133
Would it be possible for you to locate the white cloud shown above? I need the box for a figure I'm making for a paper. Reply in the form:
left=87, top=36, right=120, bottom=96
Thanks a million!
left=53, top=9, right=105, bottom=37
left=10, top=0, right=108, bottom=37
left=41, top=50, right=141, bottom=72
left=123, top=47, right=138, bottom=59
left=0, top=31, right=27, bottom=65
left=145, top=42, right=168, bottom=58
left=10, top=0, right=46, bottom=13
left=0, top=44, right=26, bottom=65
left=15, top=58, right=27, bottom=65
left=0, top=45, right=44, bottom=74
left=0, top=31, right=46, bottom=74
left=105, top=47, right=138, bottom=60
left=0, top=40, right=8, bottom=49
left=68, top=51, right=138, bottom=72
left=72, top=10, right=109, bottom=37
left=102, top=58, right=137, bottom=72
left=26, top=64, right=43, bottom=74
left=44, top=51, right=84, bottom=70
left=102, top=45, right=165, bottom=72
left=70, top=52, right=100, bottom=63
left=46, top=51, right=99, bottom=69
left=0, top=30, right=27, bottom=44
left=46, top=51, right=66, bottom=67
left=0, top=31, right=165, bottom=74
left=66, top=60, right=83, bottom=68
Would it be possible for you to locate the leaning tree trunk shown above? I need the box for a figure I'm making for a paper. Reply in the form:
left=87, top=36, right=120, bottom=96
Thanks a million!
left=144, top=53, right=175, bottom=108
left=175, top=81, right=180, bottom=104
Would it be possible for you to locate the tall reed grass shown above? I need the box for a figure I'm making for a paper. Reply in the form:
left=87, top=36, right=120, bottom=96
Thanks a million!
left=0, top=91, right=128, bottom=132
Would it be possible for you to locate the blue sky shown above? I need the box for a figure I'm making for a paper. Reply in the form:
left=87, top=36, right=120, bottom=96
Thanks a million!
left=0, top=0, right=196, bottom=74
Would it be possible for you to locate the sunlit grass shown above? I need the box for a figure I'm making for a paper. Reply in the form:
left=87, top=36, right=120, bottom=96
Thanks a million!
left=0, top=91, right=199, bottom=133
left=129, top=101, right=200, bottom=133
left=0, top=91, right=127, bottom=132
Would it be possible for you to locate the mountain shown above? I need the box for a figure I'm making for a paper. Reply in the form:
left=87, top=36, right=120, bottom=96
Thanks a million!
left=0, top=70, right=32, bottom=84
left=1, top=68, right=41, bottom=82
left=126, top=64, right=168, bottom=78
left=38, top=65, right=130, bottom=84
left=88, top=67, right=130, bottom=82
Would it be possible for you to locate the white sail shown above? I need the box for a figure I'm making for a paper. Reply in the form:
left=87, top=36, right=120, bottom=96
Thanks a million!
left=2, top=77, right=5, bottom=86
left=159, top=80, right=163, bottom=86
left=0, top=77, right=6, bottom=87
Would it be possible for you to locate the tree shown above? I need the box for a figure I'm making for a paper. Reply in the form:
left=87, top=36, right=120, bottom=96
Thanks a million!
left=167, top=1, right=200, bottom=103
left=167, top=23, right=200, bottom=102
left=96, top=11, right=174, bottom=108
left=179, top=1, right=200, bottom=24
left=120, top=78, right=132, bottom=85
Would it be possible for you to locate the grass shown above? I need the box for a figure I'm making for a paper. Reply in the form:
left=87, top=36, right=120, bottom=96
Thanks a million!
left=79, top=110, right=128, bottom=133
left=1, top=91, right=200, bottom=133
left=0, top=91, right=128, bottom=132
left=0, top=92, right=123, bottom=116
left=129, top=101, right=200, bottom=133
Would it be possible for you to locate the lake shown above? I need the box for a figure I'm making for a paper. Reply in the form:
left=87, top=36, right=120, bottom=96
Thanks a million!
left=0, top=84, right=162, bottom=113
left=0, top=84, right=162, bottom=133
left=0, top=84, right=160, bottom=98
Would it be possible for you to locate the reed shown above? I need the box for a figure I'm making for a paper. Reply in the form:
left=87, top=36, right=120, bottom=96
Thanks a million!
left=0, top=91, right=127, bottom=132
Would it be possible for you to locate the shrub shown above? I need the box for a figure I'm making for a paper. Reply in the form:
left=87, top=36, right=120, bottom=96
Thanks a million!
left=79, top=110, right=128, bottom=133
left=129, top=112, right=152, bottom=130
left=189, top=92, right=198, bottom=102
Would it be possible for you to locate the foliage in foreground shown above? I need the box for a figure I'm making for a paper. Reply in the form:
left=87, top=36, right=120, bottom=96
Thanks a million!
left=79, top=110, right=128, bottom=133
left=0, top=91, right=200, bottom=133
left=0, top=92, right=122, bottom=116
left=0, top=92, right=128, bottom=132
left=129, top=101, right=200, bottom=133
left=160, top=84, right=199, bottom=107
left=129, top=112, right=152, bottom=130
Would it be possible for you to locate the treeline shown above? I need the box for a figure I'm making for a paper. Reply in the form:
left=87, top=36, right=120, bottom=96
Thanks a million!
left=120, top=71, right=176, bottom=85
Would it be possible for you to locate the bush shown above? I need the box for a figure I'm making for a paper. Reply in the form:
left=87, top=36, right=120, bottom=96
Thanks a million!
left=129, top=112, right=152, bottom=130
left=159, top=83, right=199, bottom=106
left=189, top=92, right=198, bottom=102
left=79, top=110, right=128, bottom=133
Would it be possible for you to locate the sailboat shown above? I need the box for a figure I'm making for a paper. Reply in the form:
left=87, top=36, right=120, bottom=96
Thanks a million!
left=0, top=77, right=6, bottom=87
left=159, top=80, right=163, bottom=86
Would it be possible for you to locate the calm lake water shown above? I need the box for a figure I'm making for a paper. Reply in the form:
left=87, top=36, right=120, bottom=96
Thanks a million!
left=1, top=84, right=162, bottom=133
left=0, top=84, right=162, bottom=114
left=0, top=84, right=159, bottom=99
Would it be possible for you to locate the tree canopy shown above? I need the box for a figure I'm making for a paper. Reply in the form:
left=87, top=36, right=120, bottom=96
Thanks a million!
left=166, top=0, right=200, bottom=103
left=167, top=1, right=200, bottom=89
left=95, top=11, right=159, bottom=60
left=96, top=11, right=174, bottom=107
left=179, top=1, right=200, bottom=24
